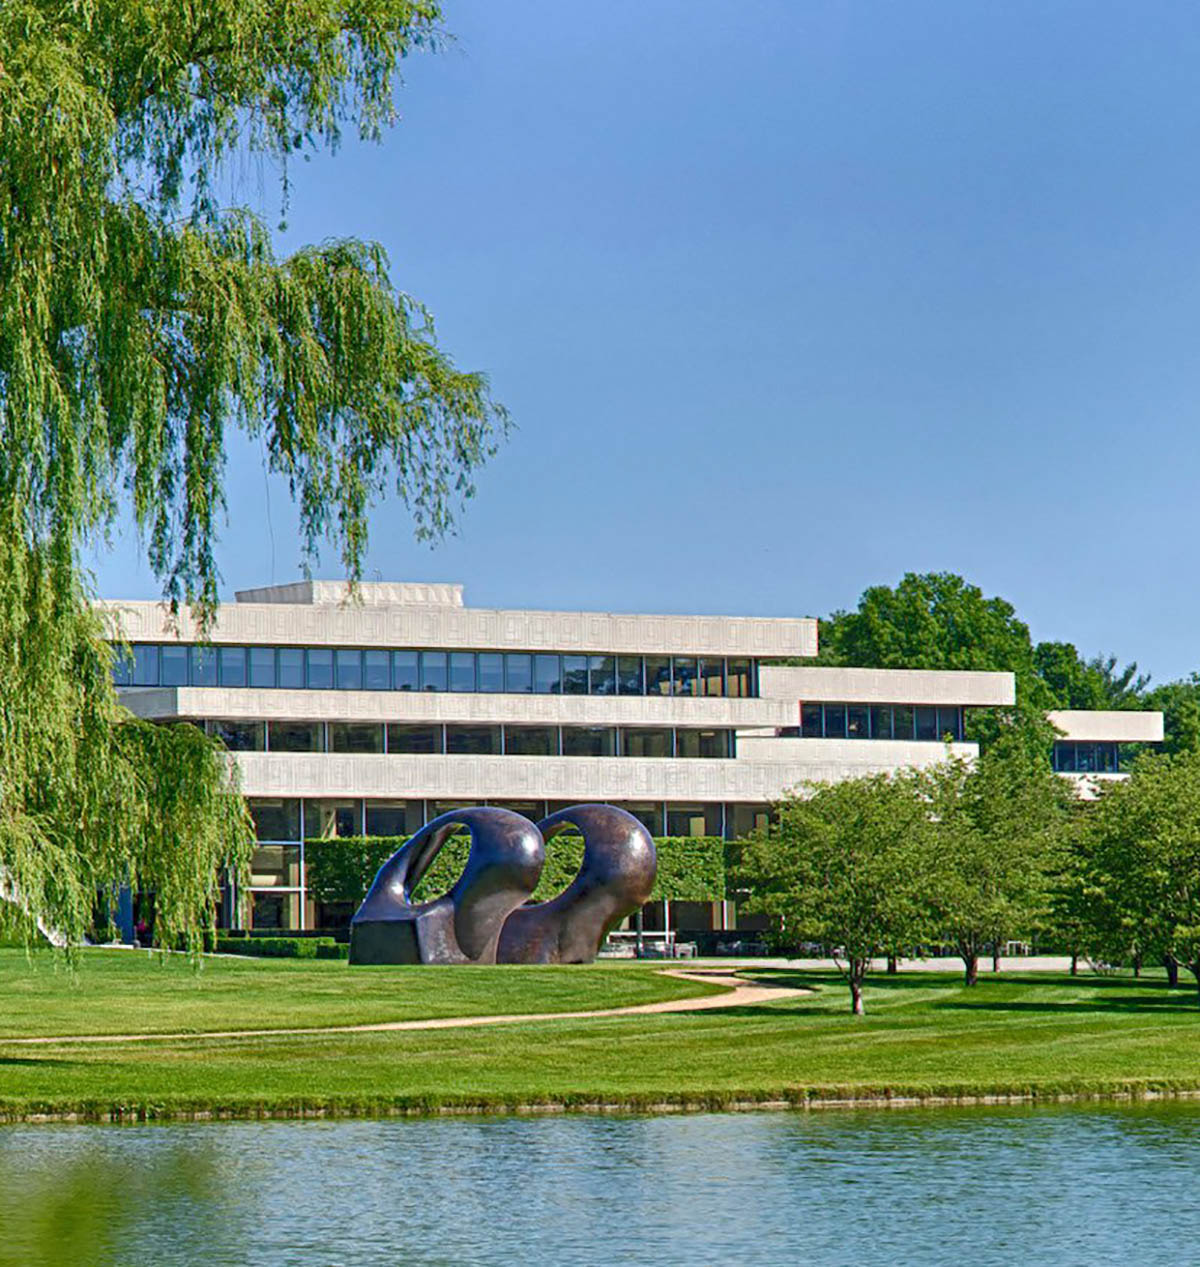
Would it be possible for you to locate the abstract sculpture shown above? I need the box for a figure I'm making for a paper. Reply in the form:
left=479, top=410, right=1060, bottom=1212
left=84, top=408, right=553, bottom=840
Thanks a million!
left=349, top=803, right=657, bottom=966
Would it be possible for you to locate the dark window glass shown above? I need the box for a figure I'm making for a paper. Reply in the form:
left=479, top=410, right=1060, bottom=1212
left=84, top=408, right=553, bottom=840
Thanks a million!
left=617, top=656, right=644, bottom=695
left=506, top=653, right=533, bottom=694
left=727, top=659, right=753, bottom=698
left=421, top=651, right=447, bottom=692
left=132, top=644, right=160, bottom=686
left=801, top=704, right=823, bottom=738
left=504, top=726, right=558, bottom=756
left=622, top=728, right=672, bottom=758
left=248, top=647, right=275, bottom=688
left=306, top=648, right=333, bottom=690
left=1096, top=743, right=1115, bottom=773
left=250, top=799, right=301, bottom=841
left=915, top=706, right=938, bottom=741
left=268, top=721, right=323, bottom=753
left=893, top=705, right=915, bottom=740
left=533, top=654, right=561, bottom=695
left=305, top=800, right=361, bottom=838
left=847, top=705, right=869, bottom=739
left=446, top=725, right=501, bottom=755
left=869, top=706, right=893, bottom=740
left=588, top=655, right=616, bottom=696
left=672, top=658, right=699, bottom=697
left=160, top=644, right=188, bottom=686
left=218, top=646, right=247, bottom=688
left=363, top=650, right=390, bottom=691
left=1054, top=743, right=1075, bottom=773
left=209, top=720, right=265, bottom=752
left=666, top=804, right=720, bottom=837
left=112, top=650, right=133, bottom=686
left=386, top=724, right=443, bottom=755
left=937, top=706, right=962, bottom=742
left=699, top=659, right=725, bottom=697
left=562, top=727, right=616, bottom=757
left=392, top=651, right=419, bottom=691
left=677, top=729, right=730, bottom=758
left=478, top=653, right=505, bottom=693
left=190, top=646, right=217, bottom=687
left=823, top=705, right=847, bottom=739
left=561, top=655, right=589, bottom=695
left=249, top=846, right=302, bottom=888
left=448, top=652, right=476, bottom=693
left=335, top=649, right=362, bottom=690
left=620, top=803, right=663, bottom=835
left=1078, top=743, right=1098, bottom=773
left=365, top=802, right=415, bottom=837
left=330, top=723, right=384, bottom=754
left=277, top=648, right=305, bottom=689
left=645, top=656, right=671, bottom=697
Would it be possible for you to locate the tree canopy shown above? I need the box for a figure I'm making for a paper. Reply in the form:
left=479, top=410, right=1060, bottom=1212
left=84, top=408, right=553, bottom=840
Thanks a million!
left=0, top=2, right=507, bottom=952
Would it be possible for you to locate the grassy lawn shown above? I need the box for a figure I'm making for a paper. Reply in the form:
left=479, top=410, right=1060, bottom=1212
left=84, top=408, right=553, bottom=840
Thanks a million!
left=5, top=961, right=1200, bottom=1120
left=0, top=948, right=719, bottom=1039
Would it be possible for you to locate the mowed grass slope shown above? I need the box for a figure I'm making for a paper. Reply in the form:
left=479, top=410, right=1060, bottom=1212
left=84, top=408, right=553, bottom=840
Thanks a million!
left=5, top=962, right=1200, bottom=1119
left=0, top=949, right=719, bottom=1039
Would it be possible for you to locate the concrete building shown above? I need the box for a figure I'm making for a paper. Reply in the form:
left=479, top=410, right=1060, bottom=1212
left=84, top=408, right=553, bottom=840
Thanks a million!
left=103, top=581, right=1161, bottom=933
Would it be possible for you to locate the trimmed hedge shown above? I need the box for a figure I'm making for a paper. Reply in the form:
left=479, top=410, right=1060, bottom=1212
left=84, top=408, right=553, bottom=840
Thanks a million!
left=213, top=936, right=336, bottom=959
left=304, top=834, right=726, bottom=907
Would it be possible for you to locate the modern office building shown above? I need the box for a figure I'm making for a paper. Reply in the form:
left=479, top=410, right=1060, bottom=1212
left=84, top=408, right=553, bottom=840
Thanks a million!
left=105, top=581, right=1162, bottom=932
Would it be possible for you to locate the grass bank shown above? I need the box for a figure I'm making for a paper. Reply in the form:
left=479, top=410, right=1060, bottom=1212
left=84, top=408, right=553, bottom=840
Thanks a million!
left=4, top=958, right=1200, bottom=1121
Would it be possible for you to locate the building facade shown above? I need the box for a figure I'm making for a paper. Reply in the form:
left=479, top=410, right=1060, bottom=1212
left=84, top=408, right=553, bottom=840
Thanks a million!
left=105, top=581, right=1162, bottom=932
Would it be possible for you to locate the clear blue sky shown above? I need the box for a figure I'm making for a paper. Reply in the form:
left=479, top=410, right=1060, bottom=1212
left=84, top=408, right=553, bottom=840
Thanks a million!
left=90, top=1, right=1200, bottom=684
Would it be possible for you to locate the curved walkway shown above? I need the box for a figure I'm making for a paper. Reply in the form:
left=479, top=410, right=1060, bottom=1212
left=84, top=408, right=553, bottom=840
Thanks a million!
left=5, top=969, right=810, bottom=1047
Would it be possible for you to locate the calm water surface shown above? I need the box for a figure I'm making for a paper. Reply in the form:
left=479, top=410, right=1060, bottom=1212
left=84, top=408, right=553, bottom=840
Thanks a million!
left=2, top=1106, right=1198, bottom=1265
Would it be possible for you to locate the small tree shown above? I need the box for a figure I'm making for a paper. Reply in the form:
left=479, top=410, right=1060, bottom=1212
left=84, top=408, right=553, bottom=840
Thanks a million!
left=736, top=772, right=932, bottom=1014
left=923, top=732, right=1068, bottom=985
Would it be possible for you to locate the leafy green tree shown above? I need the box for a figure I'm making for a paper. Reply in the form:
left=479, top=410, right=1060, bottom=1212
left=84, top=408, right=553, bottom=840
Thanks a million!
left=736, top=773, right=933, bottom=1014
left=1033, top=642, right=1148, bottom=711
left=923, top=735, right=1069, bottom=985
left=0, top=3, right=504, bottom=949
left=1144, top=677, right=1200, bottom=756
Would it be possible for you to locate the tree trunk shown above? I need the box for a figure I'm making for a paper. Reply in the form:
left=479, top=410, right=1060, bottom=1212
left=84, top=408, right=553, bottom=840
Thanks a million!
left=850, top=975, right=865, bottom=1015
left=887, top=954, right=898, bottom=974
left=1165, top=954, right=1179, bottom=988
left=963, top=954, right=978, bottom=987
left=1070, top=953, right=1078, bottom=977
left=1133, top=953, right=1141, bottom=979
left=992, top=948, right=1000, bottom=973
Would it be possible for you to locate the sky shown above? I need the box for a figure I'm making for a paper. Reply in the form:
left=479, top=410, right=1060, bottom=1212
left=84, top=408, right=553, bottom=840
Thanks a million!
left=89, top=1, right=1200, bottom=684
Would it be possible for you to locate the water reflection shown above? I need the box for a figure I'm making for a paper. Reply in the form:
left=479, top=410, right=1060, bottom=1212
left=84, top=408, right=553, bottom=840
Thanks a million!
left=4, top=1106, right=1200, bottom=1264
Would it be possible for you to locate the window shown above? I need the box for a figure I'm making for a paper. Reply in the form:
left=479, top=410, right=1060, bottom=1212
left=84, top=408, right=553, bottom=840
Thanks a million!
left=870, top=706, right=893, bottom=740
left=161, top=645, right=189, bottom=686
left=847, top=705, right=870, bottom=739
left=588, top=655, right=616, bottom=696
left=645, top=657, right=671, bottom=696
left=129, top=644, right=159, bottom=686
left=329, top=723, right=384, bottom=754
left=505, top=653, right=533, bottom=694
left=533, top=654, right=561, bottom=694
left=622, top=728, right=672, bottom=758
left=420, top=651, right=447, bottom=692
left=366, top=802, right=417, bottom=837
left=268, top=721, right=323, bottom=753
left=937, top=706, right=962, bottom=742
left=209, top=720, right=265, bottom=751
left=727, top=659, right=753, bottom=698
left=676, top=729, right=730, bottom=758
left=617, top=656, right=644, bottom=695
left=801, top=704, right=823, bottom=738
left=335, top=649, right=362, bottom=691
left=893, top=706, right=914, bottom=740
left=248, top=647, right=276, bottom=688
left=386, top=724, right=443, bottom=755
left=562, top=727, right=617, bottom=757
left=277, top=648, right=305, bottom=689
left=249, top=845, right=301, bottom=888
left=619, top=803, right=663, bottom=835
left=823, top=705, right=847, bottom=739
left=190, top=646, right=217, bottom=687
left=218, top=646, right=247, bottom=688
left=915, top=707, right=938, bottom=742
left=699, top=659, right=725, bottom=696
left=392, top=651, right=419, bottom=692
left=249, top=799, right=300, bottom=841
left=363, top=650, right=390, bottom=691
left=306, top=648, right=333, bottom=690
left=478, top=653, right=505, bottom=693
left=560, top=655, right=588, bottom=695
left=446, top=725, right=500, bottom=755
left=504, top=726, right=558, bottom=756
left=672, top=658, right=699, bottom=697
left=305, top=799, right=360, bottom=838
left=449, top=652, right=476, bottom=693
left=666, top=804, right=719, bottom=837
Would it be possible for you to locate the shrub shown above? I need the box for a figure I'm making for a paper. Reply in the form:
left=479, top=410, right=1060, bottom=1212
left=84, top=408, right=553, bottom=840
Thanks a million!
left=213, top=936, right=336, bottom=959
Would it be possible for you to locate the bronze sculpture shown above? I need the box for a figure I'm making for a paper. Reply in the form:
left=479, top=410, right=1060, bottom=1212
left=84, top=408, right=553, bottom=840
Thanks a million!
left=349, top=803, right=657, bottom=966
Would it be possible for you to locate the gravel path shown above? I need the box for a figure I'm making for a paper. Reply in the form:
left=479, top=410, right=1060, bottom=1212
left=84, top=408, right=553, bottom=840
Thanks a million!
left=4, top=969, right=810, bottom=1047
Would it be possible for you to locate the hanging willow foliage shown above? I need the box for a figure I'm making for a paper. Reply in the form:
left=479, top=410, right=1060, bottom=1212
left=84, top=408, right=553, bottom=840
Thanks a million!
left=0, top=2, right=506, bottom=948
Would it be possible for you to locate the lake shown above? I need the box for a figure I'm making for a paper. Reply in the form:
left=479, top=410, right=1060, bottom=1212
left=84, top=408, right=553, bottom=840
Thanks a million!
left=2, top=1105, right=1197, bottom=1264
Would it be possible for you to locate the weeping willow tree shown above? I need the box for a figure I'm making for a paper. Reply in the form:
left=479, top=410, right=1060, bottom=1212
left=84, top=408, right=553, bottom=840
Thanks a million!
left=0, top=2, right=507, bottom=949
